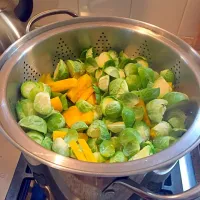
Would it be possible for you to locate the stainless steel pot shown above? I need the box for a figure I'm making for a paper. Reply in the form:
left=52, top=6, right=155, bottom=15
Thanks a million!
left=0, top=9, right=200, bottom=200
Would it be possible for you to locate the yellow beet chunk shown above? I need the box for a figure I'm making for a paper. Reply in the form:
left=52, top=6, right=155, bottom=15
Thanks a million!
left=78, top=139, right=97, bottom=162
left=81, top=111, right=94, bottom=125
left=53, top=131, right=67, bottom=141
left=49, top=78, right=78, bottom=92
left=51, top=97, right=63, bottom=112
left=78, top=133, right=88, bottom=141
left=38, top=74, right=46, bottom=83
left=150, top=129, right=156, bottom=139
left=69, top=140, right=87, bottom=161
left=78, top=86, right=94, bottom=101
left=87, top=94, right=96, bottom=105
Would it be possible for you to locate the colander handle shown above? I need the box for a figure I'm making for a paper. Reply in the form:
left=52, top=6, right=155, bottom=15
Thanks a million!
left=26, top=9, right=78, bottom=33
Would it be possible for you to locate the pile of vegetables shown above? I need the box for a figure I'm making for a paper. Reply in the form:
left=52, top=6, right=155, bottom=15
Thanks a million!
left=16, top=47, right=189, bottom=163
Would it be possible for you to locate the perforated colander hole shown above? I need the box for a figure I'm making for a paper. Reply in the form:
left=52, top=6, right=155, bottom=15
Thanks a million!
left=23, top=61, right=41, bottom=81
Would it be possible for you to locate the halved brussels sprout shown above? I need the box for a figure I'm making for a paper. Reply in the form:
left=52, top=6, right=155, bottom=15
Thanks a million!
left=108, top=50, right=118, bottom=60
left=51, top=92, right=62, bottom=98
left=133, top=121, right=150, bottom=142
left=129, top=145, right=151, bottom=161
left=119, top=69, right=125, bottom=78
left=93, top=152, right=106, bottom=163
left=153, top=136, right=176, bottom=152
left=86, top=47, right=95, bottom=59
left=154, top=71, right=160, bottom=80
left=101, top=96, right=122, bottom=119
left=109, top=78, right=129, bottom=98
left=119, top=58, right=136, bottom=69
left=141, top=141, right=155, bottom=154
left=119, top=51, right=128, bottom=61
left=160, top=69, right=175, bottom=83
left=96, top=52, right=112, bottom=68
left=126, top=75, right=142, bottom=91
left=135, top=56, right=149, bottom=68
left=132, top=107, right=144, bottom=121
left=87, top=138, right=98, bottom=153
left=122, top=107, right=135, bottom=128
left=100, top=140, right=115, bottom=158
left=92, top=85, right=101, bottom=105
left=71, top=121, right=88, bottom=132
left=98, top=75, right=110, bottom=92
left=110, top=151, right=127, bottom=163
left=111, top=136, right=121, bottom=151
left=152, top=121, right=172, bottom=137
left=16, top=99, right=37, bottom=120
left=95, top=69, right=103, bottom=80
left=29, top=82, right=44, bottom=101
left=34, top=92, right=52, bottom=116
left=138, top=67, right=155, bottom=88
left=64, top=129, right=78, bottom=144
left=53, top=59, right=69, bottom=81
left=118, top=92, right=139, bottom=108
left=94, top=105, right=103, bottom=120
left=21, top=81, right=38, bottom=99
left=76, top=99, right=94, bottom=113
left=170, top=128, right=186, bottom=138
left=124, top=63, right=140, bottom=76
left=52, top=138, right=70, bottom=157
left=43, top=83, right=51, bottom=96
left=146, top=99, right=168, bottom=123
left=60, top=94, right=68, bottom=111
left=119, top=128, right=142, bottom=146
left=41, top=136, right=53, bottom=150
left=123, top=140, right=140, bottom=157
left=66, top=60, right=85, bottom=78
left=162, top=92, right=189, bottom=106
left=107, top=122, right=126, bottom=134
left=85, top=57, right=99, bottom=74
left=26, top=131, right=44, bottom=144
left=47, top=113, right=65, bottom=133
left=19, top=115, right=47, bottom=134
left=104, top=67, right=120, bottom=78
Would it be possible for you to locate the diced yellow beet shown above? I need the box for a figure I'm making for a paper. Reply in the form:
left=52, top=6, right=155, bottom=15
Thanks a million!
left=78, top=133, right=88, bottom=141
left=51, top=97, right=63, bottom=112
left=87, top=94, right=96, bottom=105
left=53, top=131, right=67, bottom=141
left=78, top=86, right=94, bottom=101
left=69, top=141, right=87, bottom=161
left=81, top=111, right=94, bottom=125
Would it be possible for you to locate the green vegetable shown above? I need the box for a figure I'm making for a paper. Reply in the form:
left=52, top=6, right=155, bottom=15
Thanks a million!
left=100, top=140, right=115, bottom=158
left=160, top=69, right=175, bottom=83
left=86, top=47, right=95, bottom=59
left=138, top=67, right=154, bottom=88
left=43, top=83, right=51, bottom=96
left=132, top=107, right=144, bottom=121
left=71, top=121, right=88, bottom=132
left=76, top=99, right=93, bottom=113
left=153, top=136, right=176, bottom=152
left=118, top=92, right=139, bottom=108
left=41, top=136, right=53, bottom=150
left=34, top=92, right=52, bottom=116
left=93, top=85, right=101, bottom=104
left=133, top=121, right=150, bottom=142
left=53, top=59, right=69, bottom=81
left=29, top=82, right=44, bottom=101
left=170, top=128, right=186, bottom=138
left=60, top=94, right=68, bottom=111
left=101, top=96, right=122, bottom=119
left=124, top=63, right=140, bottom=76
left=104, top=67, right=120, bottom=78
left=52, top=138, right=69, bottom=157
left=126, top=75, right=142, bottom=91
left=107, top=122, right=125, bottom=134
left=21, top=81, right=38, bottom=99
left=109, top=78, right=129, bottom=98
left=154, top=71, right=160, bottom=80
left=66, top=60, right=85, bottom=78
left=19, top=115, right=47, bottom=134
left=94, top=105, right=103, bottom=120
left=110, top=151, right=127, bottom=163
left=64, top=129, right=78, bottom=143
left=135, top=56, right=149, bottom=67
left=96, top=52, right=111, bottom=68
left=123, top=140, right=140, bottom=157
left=108, top=50, right=118, bottom=60
left=152, top=121, right=172, bottom=137
left=146, top=99, right=168, bottom=123
left=119, top=69, right=125, bottom=78
left=98, top=75, right=110, bottom=92
left=85, top=57, right=99, bottom=74
left=95, top=69, right=103, bottom=80
left=163, top=92, right=189, bottom=106
left=47, top=113, right=65, bottom=132
left=119, top=58, right=136, bottom=69
left=119, top=128, right=142, bottom=146
left=93, top=152, right=106, bottom=162
left=122, top=107, right=135, bottom=128
left=87, top=138, right=98, bottom=152
left=51, top=92, right=62, bottom=98
left=111, top=136, right=121, bottom=151
left=26, top=131, right=44, bottom=144
left=129, top=145, right=151, bottom=161
left=16, top=99, right=37, bottom=120
left=141, top=141, right=155, bottom=154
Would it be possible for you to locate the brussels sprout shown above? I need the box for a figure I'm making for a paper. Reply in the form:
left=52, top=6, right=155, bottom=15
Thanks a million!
left=96, top=52, right=112, bottom=68
left=141, top=141, right=155, bottom=154
left=80, top=49, right=88, bottom=62
left=58, top=128, right=68, bottom=133
left=133, top=107, right=144, bottom=121
left=41, top=136, right=53, bottom=150
left=69, top=148, right=77, bottom=158
left=93, top=152, right=106, bottom=163
left=104, top=67, right=120, bottom=78
left=133, top=121, right=150, bottom=142
left=135, top=56, right=149, bottom=68
left=87, top=138, right=98, bottom=152
left=94, top=105, right=103, bottom=120
left=122, top=107, right=135, bottom=128
left=109, top=78, right=129, bottom=98
left=16, top=99, right=37, bottom=120
left=110, top=151, right=127, bottom=163
left=123, top=141, right=140, bottom=157
left=34, top=92, right=52, bottom=116
left=138, top=67, right=155, bottom=88
left=51, top=92, right=62, bottom=98
left=146, top=99, right=168, bottom=123
left=119, top=58, right=136, bottom=69
left=76, top=99, right=93, bottom=113
left=85, top=57, right=99, bottom=74
left=71, top=121, right=88, bottom=132
left=87, top=120, right=111, bottom=140
left=47, top=113, right=65, bottom=132
left=124, top=63, right=140, bottom=76
left=126, top=75, right=142, bottom=91
left=107, top=122, right=126, bottom=134
left=119, top=69, right=125, bottom=78
left=86, top=47, right=95, bottom=59
left=111, top=136, right=121, bottom=151
left=170, top=128, right=186, bottom=138
left=92, top=85, right=101, bottom=104
left=129, top=145, right=151, bottom=161
left=160, top=69, right=175, bottom=83
left=95, top=69, right=103, bottom=80
left=52, top=138, right=70, bottom=157
left=119, top=51, right=128, bottom=61
left=167, top=109, right=186, bottom=128
left=53, top=59, right=69, bottom=81
left=29, top=82, right=44, bottom=101
left=119, top=128, right=142, bottom=146
left=108, top=50, right=118, bottom=60
left=19, top=115, right=47, bottom=134
left=153, top=136, right=176, bottom=152
left=132, top=88, right=160, bottom=103
left=64, top=129, right=78, bottom=144
left=98, top=75, right=110, bottom=92
left=26, top=131, right=44, bottom=144
left=100, top=140, right=115, bottom=158
left=152, top=121, right=172, bottom=137
left=66, top=60, right=85, bottom=78
left=104, top=59, right=116, bottom=68
left=43, top=83, right=51, bottom=96
left=163, top=92, right=189, bottom=106
left=21, top=81, right=38, bottom=99
left=154, top=71, right=160, bottom=80
left=101, top=96, right=122, bottom=119
left=60, top=94, right=68, bottom=111
left=118, top=92, right=139, bottom=108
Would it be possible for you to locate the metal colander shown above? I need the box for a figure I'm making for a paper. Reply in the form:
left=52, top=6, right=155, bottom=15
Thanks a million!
left=0, top=11, right=200, bottom=180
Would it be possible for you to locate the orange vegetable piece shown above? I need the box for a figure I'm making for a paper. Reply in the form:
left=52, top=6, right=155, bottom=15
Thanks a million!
left=45, top=73, right=54, bottom=84
left=78, top=133, right=88, bottom=141
left=150, top=128, right=156, bottom=139
left=38, top=74, right=46, bottom=83
left=87, top=94, right=96, bottom=105
left=78, top=86, right=94, bottom=101
left=81, top=111, right=94, bottom=125
left=48, top=78, right=78, bottom=92
left=53, top=131, right=67, bottom=141
left=51, top=97, right=63, bottom=112
left=69, top=141, right=87, bottom=161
